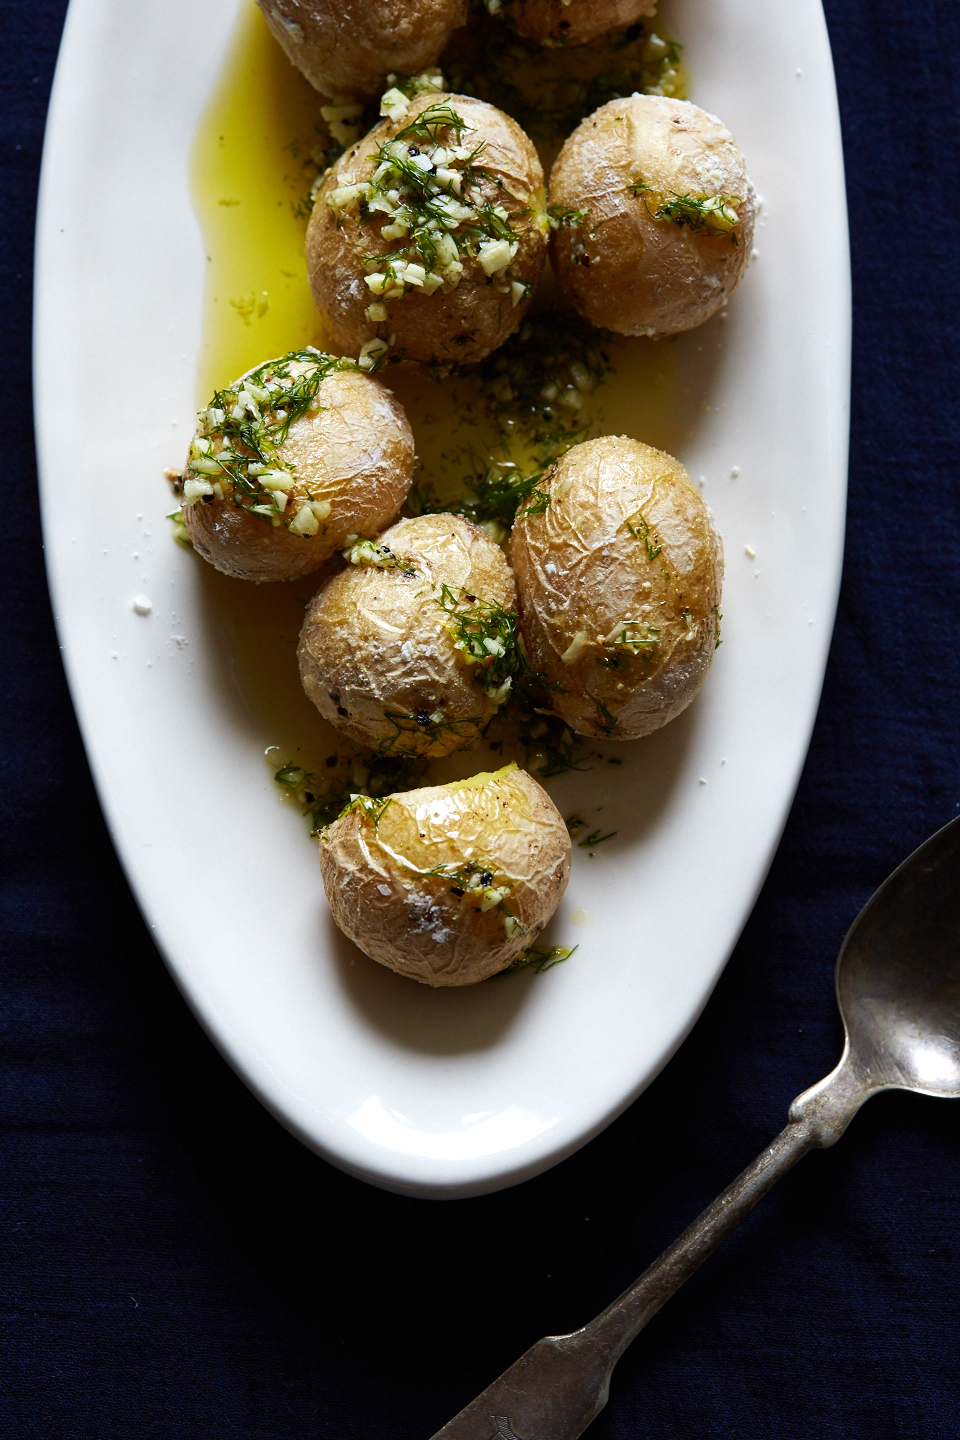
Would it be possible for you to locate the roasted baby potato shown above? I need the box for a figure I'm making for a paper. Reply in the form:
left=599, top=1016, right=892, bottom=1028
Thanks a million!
left=298, top=513, right=520, bottom=758
left=509, top=435, right=723, bottom=739
left=307, top=92, right=548, bottom=367
left=257, top=0, right=468, bottom=99
left=319, top=763, right=571, bottom=984
left=549, top=96, right=756, bottom=337
left=179, top=350, right=414, bottom=583
left=505, top=0, right=655, bottom=48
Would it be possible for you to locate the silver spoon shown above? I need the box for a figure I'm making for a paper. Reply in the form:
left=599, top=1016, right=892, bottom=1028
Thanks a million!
left=431, top=814, right=960, bottom=1440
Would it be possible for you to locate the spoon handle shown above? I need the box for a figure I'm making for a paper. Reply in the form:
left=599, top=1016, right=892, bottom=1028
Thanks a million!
left=430, top=1117, right=820, bottom=1440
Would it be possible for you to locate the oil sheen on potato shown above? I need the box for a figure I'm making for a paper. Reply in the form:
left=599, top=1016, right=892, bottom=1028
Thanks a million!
left=188, top=0, right=715, bottom=813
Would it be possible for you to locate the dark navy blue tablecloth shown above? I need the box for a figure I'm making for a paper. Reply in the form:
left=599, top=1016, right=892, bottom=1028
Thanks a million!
left=3, top=2, right=959, bottom=1435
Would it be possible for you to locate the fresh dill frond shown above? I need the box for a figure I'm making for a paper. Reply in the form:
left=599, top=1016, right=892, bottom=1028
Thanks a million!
left=474, top=309, right=612, bottom=465
left=578, top=827, right=617, bottom=848
left=547, top=203, right=589, bottom=230
left=275, top=752, right=426, bottom=834
left=375, top=711, right=485, bottom=756
left=423, top=855, right=523, bottom=936
left=182, top=348, right=361, bottom=530
left=336, top=794, right=394, bottom=828
left=444, top=464, right=552, bottom=528
left=510, top=943, right=577, bottom=973
left=595, top=699, right=619, bottom=737
left=629, top=176, right=742, bottom=239
left=624, top=511, right=662, bottom=561
left=436, top=583, right=525, bottom=702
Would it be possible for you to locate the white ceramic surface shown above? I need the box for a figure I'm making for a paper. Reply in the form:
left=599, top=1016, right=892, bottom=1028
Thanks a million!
left=34, top=0, right=850, bottom=1197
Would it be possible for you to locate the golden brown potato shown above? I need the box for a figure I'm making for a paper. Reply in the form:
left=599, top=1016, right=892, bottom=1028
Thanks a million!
left=549, top=96, right=756, bottom=337
left=257, top=0, right=468, bottom=99
left=179, top=350, right=414, bottom=583
left=510, top=435, right=723, bottom=739
left=505, top=0, right=655, bottom=48
left=307, top=92, right=548, bottom=367
left=319, top=763, right=571, bottom=984
left=298, top=513, right=520, bottom=757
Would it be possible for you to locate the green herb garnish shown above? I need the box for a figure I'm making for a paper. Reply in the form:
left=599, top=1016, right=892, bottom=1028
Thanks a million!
left=624, top=511, right=662, bottom=561
left=510, top=943, right=577, bottom=973
left=181, top=348, right=360, bottom=532
left=629, top=176, right=742, bottom=240
left=437, top=583, right=525, bottom=703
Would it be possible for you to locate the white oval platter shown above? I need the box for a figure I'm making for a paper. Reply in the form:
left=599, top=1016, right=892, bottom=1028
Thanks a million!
left=34, top=0, right=849, bottom=1197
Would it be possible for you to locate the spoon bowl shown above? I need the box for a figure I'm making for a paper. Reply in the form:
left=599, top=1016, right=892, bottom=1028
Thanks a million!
left=432, top=815, right=960, bottom=1440
left=836, top=816, right=960, bottom=1099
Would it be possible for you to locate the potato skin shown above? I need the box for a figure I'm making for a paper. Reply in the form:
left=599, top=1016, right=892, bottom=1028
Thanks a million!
left=182, top=367, right=414, bottom=583
left=298, top=513, right=517, bottom=757
left=549, top=96, right=756, bottom=337
left=510, top=435, right=723, bottom=740
left=507, top=0, right=655, bottom=48
left=320, top=764, right=571, bottom=985
left=257, top=0, right=468, bottom=99
left=307, top=93, right=547, bottom=366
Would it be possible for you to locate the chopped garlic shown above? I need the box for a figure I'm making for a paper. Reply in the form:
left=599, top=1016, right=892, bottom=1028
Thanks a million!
left=379, top=87, right=410, bottom=121
left=561, top=630, right=589, bottom=665
left=288, top=504, right=320, bottom=537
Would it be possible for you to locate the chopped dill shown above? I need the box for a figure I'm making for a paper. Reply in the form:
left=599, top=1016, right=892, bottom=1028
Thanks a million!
left=329, top=97, right=528, bottom=340
left=578, top=827, right=617, bottom=848
left=713, top=606, right=723, bottom=649
left=415, top=463, right=551, bottom=529
left=505, top=685, right=591, bottom=777
left=423, top=856, right=524, bottom=935
left=375, top=711, right=485, bottom=756
left=629, top=176, right=742, bottom=240
left=180, top=348, right=363, bottom=531
left=547, top=203, right=589, bottom=230
left=624, top=511, right=662, bottom=561
left=595, top=699, right=619, bottom=737
left=510, top=943, right=577, bottom=973
left=337, top=794, right=393, bottom=828
left=436, top=583, right=525, bottom=702
left=601, top=620, right=661, bottom=669
left=275, top=753, right=426, bottom=834
left=475, top=309, right=612, bottom=465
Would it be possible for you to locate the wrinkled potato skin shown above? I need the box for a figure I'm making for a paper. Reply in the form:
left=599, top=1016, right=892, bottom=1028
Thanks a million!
left=549, top=97, right=756, bottom=337
left=298, top=513, right=517, bottom=757
left=182, top=370, right=414, bottom=583
left=307, top=93, right=547, bottom=365
left=257, top=0, right=468, bottom=99
left=320, top=766, right=571, bottom=985
left=510, top=436, right=723, bottom=740
left=508, top=0, right=655, bottom=48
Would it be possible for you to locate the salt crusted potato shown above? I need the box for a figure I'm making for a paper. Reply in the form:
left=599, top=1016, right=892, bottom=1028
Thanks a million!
left=510, top=435, right=723, bottom=740
left=257, top=0, right=468, bottom=99
left=298, top=513, right=519, bottom=758
left=179, top=350, right=414, bottom=583
left=320, top=763, right=571, bottom=985
left=549, top=95, right=756, bottom=337
left=506, top=0, right=656, bottom=48
left=307, top=92, right=547, bottom=367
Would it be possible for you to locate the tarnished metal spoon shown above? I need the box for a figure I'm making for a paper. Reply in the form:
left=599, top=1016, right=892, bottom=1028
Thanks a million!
left=431, top=815, right=960, bottom=1440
